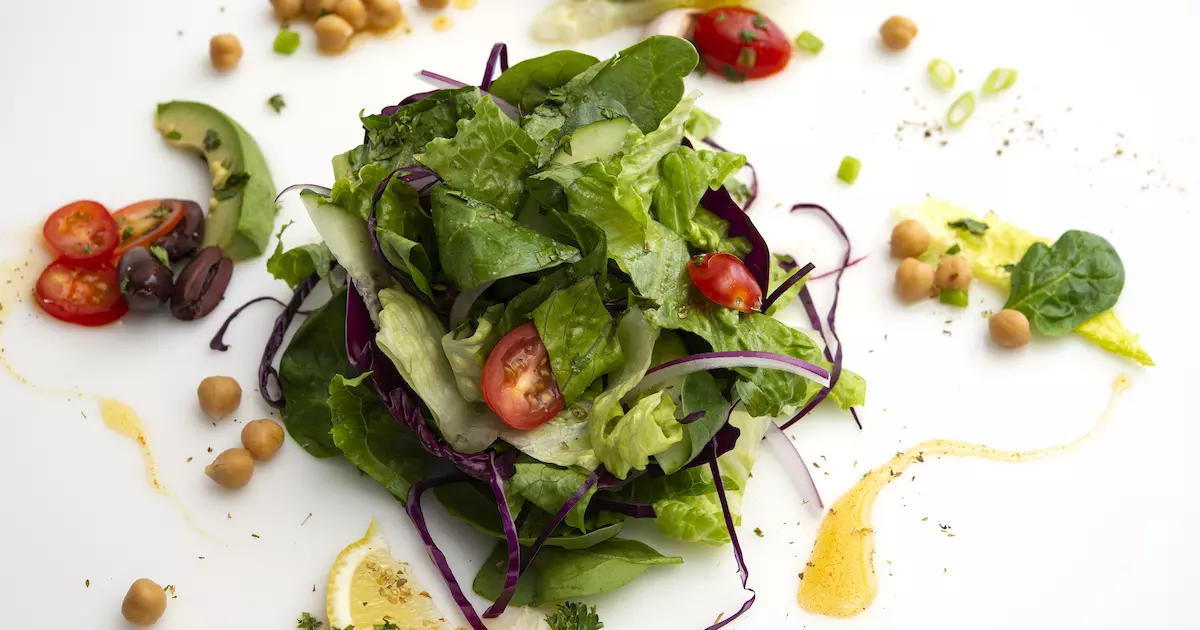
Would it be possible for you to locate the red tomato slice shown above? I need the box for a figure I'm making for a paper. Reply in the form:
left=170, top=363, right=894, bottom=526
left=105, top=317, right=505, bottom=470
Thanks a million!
left=688, top=252, right=763, bottom=313
left=482, top=323, right=565, bottom=430
left=112, top=199, right=187, bottom=258
left=35, top=258, right=129, bottom=326
left=693, top=7, right=792, bottom=80
left=43, top=200, right=119, bottom=262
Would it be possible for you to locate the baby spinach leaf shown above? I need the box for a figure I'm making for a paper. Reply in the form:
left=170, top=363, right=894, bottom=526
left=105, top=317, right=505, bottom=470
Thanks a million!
left=654, top=371, right=733, bottom=474
left=533, top=277, right=623, bottom=405
left=328, top=373, right=429, bottom=502
left=1004, top=230, right=1125, bottom=336
left=510, top=461, right=598, bottom=531
left=584, top=35, right=699, bottom=134
left=279, top=288, right=350, bottom=458
left=431, top=188, right=578, bottom=290
left=489, top=50, right=600, bottom=112
left=434, top=483, right=621, bottom=550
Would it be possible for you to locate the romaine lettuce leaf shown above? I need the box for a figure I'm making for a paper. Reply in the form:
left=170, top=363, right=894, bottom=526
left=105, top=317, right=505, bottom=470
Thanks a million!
left=654, top=371, right=733, bottom=474
left=499, top=404, right=599, bottom=469
left=376, top=287, right=503, bottom=452
left=328, top=373, right=429, bottom=501
left=510, top=461, right=597, bottom=531
left=348, top=87, right=480, bottom=179
left=685, top=106, right=721, bottom=141
left=442, top=309, right=497, bottom=403
left=653, top=145, right=747, bottom=251
left=895, top=199, right=1152, bottom=365
left=765, top=253, right=806, bottom=315
left=301, top=190, right=394, bottom=318
left=606, top=92, right=699, bottom=220
left=532, top=277, right=623, bottom=404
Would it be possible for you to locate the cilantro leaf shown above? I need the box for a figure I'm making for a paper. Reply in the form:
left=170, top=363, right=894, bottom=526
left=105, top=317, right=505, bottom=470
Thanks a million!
left=296, top=612, right=323, bottom=630
left=545, top=601, right=604, bottom=630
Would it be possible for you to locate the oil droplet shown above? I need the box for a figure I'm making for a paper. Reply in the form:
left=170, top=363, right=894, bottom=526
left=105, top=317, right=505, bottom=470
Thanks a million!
left=433, top=15, right=452, bottom=31
left=798, top=375, right=1131, bottom=617
left=453, top=0, right=477, bottom=9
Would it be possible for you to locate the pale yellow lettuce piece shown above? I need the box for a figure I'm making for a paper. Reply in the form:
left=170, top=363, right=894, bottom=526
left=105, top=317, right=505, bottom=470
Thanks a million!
left=893, top=199, right=1153, bottom=366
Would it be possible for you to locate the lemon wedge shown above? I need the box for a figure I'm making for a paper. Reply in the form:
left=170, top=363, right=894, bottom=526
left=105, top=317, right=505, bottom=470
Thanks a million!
left=327, top=518, right=450, bottom=630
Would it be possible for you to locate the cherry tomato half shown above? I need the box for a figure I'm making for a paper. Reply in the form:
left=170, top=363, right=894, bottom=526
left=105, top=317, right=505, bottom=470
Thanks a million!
left=111, top=199, right=187, bottom=258
left=42, top=200, right=119, bottom=262
left=688, top=252, right=763, bottom=313
left=35, top=258, right=129, bottom=326
left=482, top=323, right=564, bottom=430
left=693, top=7, right=791, bottom=80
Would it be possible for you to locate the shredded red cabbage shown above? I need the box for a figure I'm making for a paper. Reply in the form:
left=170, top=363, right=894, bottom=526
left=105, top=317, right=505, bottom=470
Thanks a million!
left=406, top=474, right=489, bottom=630
left=258, top=273, right=321, bottom=408
left=811, top=254, right=867, bottom=281
left=682, top=404, right=743, bottom=470
left=702, top=136, right=758, bottom=212
left=591, top=496, right=657, bottom=518
left=780, top=203, right=861, bottom=430
left=702, top=186, right=771, bottom=295
left=680, top=410, right=707, bottom=424
left=210, top=296, right=291, bottom=352
left=704, top=439, right=756, bottom=629
left=760, top=261, right=815, bottom=313
left=479, top=43, right=509, bottom=91
left=482, top=451, right=522, bottom=619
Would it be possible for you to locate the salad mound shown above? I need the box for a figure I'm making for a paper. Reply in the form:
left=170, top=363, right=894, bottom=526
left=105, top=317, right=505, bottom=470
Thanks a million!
left=266, top=37, right=865, bottom=629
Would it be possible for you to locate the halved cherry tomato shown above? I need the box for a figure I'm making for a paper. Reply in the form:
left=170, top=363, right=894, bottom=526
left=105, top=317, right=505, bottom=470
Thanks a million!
left=42, top=200, right=119, bottom=262
left=693, top=7, right=791, bottom=80
left=688, top=252, right=763, bottom=313
left=482, top=323, right=564, bottom=430
left=35, top=258, right=128, bottom=326
left=111, top=199, right=187, bottom=258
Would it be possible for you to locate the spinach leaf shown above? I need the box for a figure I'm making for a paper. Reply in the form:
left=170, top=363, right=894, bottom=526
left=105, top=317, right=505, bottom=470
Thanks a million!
left=654, top=371, right=733, bottom=474
left=489, top=50, right=600, bottom=112
left=473, top=538, right=681, bottom=606
left=279, top=288, right=350, bottom=458
left=349, top=87, right=480, bottom=178
left=510, top=461, right=597, bottom=531
left=266, top=221, right=334, bottom=290
left=419, top=96, right=539, bottom=214
left=434, top=483, right=621, bottom=549
left=431, top=188, right=578, bottom=291
left=533, top=277, right=623, bottom=404
left=584, top=36, right=699, bottom=134
left=328, top=373, right=429, bottom=501
left=1004, top=230, right=1125, bottom=335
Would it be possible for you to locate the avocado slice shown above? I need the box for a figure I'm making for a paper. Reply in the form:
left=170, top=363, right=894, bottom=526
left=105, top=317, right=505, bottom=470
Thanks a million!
left=155, top=101, right=278, bottom=261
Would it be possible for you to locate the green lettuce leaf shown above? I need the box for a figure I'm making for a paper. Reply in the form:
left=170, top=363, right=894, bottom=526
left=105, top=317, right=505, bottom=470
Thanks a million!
left=376, top=228, right=435, bottom=301
left=376, top=287, right=503, bottom=452
left=278, top=287, right=350, bottom=458
left=300, top=190, right=393, bottom=318
left=489, top=50, right=600, bottom=112
left=654, top=371, right=733, bottom=474
left=328, top=373, right=429, bottom=501
left=435, top=482, right=620, bottom=549
left=432, top=188, right=578, bottom=291
left=347, top=87, right=480, bottom=179
left=653, top=146, right=746, bottom=251
left=418, top=96, right=539, bottom=214
left=510, top=461, right=597, bottom=531
left=499, top=404, right=599, bottom=470
left=441, top=309, right=497, bottom=403
left=684, top=106, right=721, bottom=140
left=533, top=277, right=623, bottom=404
left=606, top=92, right=698, bottom=220
left=265, top=221, right=334, bottom=290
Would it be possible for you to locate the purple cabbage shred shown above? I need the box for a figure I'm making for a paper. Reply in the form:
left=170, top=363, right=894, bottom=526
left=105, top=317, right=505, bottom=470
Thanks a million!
left=258, top=272, right=321, bottom=408
left=760, top=261, right=815, bottom=313
left=701, top=186, right=771, bottom=296
left=210, top=296, right=292, bottom=352
left=704, top=439, right=756, bottom=629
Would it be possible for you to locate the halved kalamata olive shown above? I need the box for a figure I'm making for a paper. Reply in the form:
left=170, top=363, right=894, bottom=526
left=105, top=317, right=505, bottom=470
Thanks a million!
left=171, top=246, right=233, bottom=321
left=117, top=246, right=174, bottom=311
left=152, top=200, right=205, bottom=261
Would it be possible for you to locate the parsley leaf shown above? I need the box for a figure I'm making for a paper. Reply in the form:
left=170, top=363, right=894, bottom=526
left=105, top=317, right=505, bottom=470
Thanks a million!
left=752, top=14, right=767, bottom=29
left=164, top=129, right=182, bottom=141
left=738, top=29, right=757, bottom=44
left=150, top=245, right=171, bottom=268
left=947, top=218, right=989, bottom=236
left=297, top=612, right=323, bottom=630
left=214, top=171, right=251, bottom=201
left=545, top=602, right=604, bottom=630
left=268, top=93, right=286, bottom=114
left=945, top=244, right=961, bottom=255
left=203, top=129, right=221, bottom=152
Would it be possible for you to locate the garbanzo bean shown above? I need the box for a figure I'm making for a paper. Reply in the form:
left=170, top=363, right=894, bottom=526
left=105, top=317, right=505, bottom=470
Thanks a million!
left=365, top=0, right=404, bottom=30
left=895, top=257, right=934, bottom=302
left=304, top=0, right=338, bottom=19
left=934, top=255, right=972, bottom=290
left=314, top=14, right=355, bottom=52
left=334, top=0, right=368, bottom=30
left=419, top=0, right=450, bottom=9
left=209, top=34, right=243, bottom=71
left=880, top=16, right=917, bottom=51
left=271, top=0, right=304, bottom=21
left=989, top=309, right=1031, bottom=348
left=121, top=578, right=167, bottom=626
left=197, top=376, right=241, bottom=420
left=242, top=419, right=285, bottom=461
left=890, top=219, right=931, bottom=259
left=205, top=448, right=255, bottom=489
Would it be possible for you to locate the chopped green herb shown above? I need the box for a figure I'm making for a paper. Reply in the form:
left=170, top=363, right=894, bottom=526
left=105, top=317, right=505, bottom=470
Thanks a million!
left=268, top=94, right=286, bottom=114
left=722, top=66, right=746, bottom=83
left=836, top=156, right=861, bottom=184
left=945, top=244, right=962, bottom=255
left=795, top=30, right=824, bottom=54
left=374, top=621, right=399, bottom=630
left=164, top=129, right=182, bottom=141
left=982, top=68, right=1018, bottom=94
left=947, top=92, right=976, bottom=127
left=150, top=245, right=171, bottom=268
left=927, top=58, right=956, bottom=89
left=738, top=29, right=757, bottom=44
left=752, top=14, right=767, bottom=29
left=203, top=129, right=221, bottom=151
left=214, top=171, right=251, bottom=201
left=150, top=205, right=170, bottom=218
left=545, top=602, right=603, bottom=630
left=122, top=225, right=134, bottom=241
left=274, top=28, right=301, bottom=55
left=714, top=12, right=726, bottom=23
left=939, top=288, right=969, bottom=307
left=737, top=47, right=757, bottom=67
left=753, top=527, right=764, bottom=537
left=297, top=613, right=323, bottom=630
left=947, top=218, right=988, bottom=236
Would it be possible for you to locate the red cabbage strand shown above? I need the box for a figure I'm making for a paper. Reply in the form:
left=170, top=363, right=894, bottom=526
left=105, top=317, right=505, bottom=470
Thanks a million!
left=480, top=43, right=510, bottom=90
left=210, top=296, right=291, bottom=352
left=704, top=439, right=756, bottom=629
left=483, top=451, right=522, bottom=619
left=760, top=261, right=815, bottom=313
left=257, top=272, right=320, bottom=408
left=811, top=254, right=867, bottom=280
left=701, top=186, right=771, bottom=296
left=406, top=474, right=489, bottom=630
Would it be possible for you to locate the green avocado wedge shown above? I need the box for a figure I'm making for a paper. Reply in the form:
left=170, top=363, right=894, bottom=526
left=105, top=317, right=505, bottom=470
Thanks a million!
left=155, top=101, right=278, bottom=261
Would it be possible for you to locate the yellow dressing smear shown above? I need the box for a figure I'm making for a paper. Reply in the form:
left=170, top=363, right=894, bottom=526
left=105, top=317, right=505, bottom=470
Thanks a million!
left=433, top=15, right=453, bottom=31
left=799, top=374, right=1131, bottom=617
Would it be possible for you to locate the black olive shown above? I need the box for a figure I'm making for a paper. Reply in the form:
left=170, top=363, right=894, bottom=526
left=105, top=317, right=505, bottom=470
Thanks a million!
left=171, top=246, right=233, bottom=321
left=152, top=200, right=205, bottom=261
left=118, top=247, right=174, bottom=311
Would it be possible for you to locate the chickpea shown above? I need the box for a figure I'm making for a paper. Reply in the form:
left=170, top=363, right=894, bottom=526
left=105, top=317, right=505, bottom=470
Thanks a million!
left=989, top=309, right=1031, bottom=349
left=334, top=0, right=368, bottom=30
left=365, top=0, right=404, bottom=30
left=879, top=16, right=918, bottom=51
left=242, top=419, right=286, bottom=461
left=895, top=257, right=934, bottom=302
left=314, top=14, right=355, bottom=52
left=205, top=448, right=255, bottom=489
left=271, top=0, right=304, bottom=22
left=121, top=578, right=167, bottom=626
left=197, top=376, right=241, bottom=420
left=418, top=0, right=450, bottom=9
left=934, top=255, right=973, bottom=290
left=304, top=0, right=338, bottom=19
left=890, top=219, right=931, bottom=259
left=209, top=34, right=244, bottom=72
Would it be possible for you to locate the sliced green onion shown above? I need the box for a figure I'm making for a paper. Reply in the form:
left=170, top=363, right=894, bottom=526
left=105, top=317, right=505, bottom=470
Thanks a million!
left=738, top=46, right=757, bottom=67
left=927, top=58, right=956, bottom=89
left=273, top=29, right=300, bottom=55
left=945, top=244, right=961, bottom=255
left=982, top=68, right=1018, bottom=94
left=939, top=288, right=969, bottom=307
left=796, top=31, right=824, bottom=54
left=837, top=156, right=861, bottom=184
left=946, top=92, right=976, bottom=127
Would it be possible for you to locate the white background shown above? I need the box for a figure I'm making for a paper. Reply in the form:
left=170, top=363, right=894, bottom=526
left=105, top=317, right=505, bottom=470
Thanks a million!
left=2, top=1, right=1198, bottom=628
